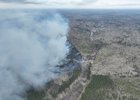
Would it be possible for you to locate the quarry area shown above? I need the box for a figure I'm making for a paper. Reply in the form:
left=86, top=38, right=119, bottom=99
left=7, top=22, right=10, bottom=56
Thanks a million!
left=27, top=10, right=140, bottom=100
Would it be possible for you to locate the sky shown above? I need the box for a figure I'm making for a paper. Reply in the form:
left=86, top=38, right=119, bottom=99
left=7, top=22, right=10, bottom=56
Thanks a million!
left=0, top=0, right=140, bottom=9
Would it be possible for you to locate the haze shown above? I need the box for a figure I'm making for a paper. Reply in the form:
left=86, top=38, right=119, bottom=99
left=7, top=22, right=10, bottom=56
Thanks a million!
left=0, top=0, right=140, bottom=9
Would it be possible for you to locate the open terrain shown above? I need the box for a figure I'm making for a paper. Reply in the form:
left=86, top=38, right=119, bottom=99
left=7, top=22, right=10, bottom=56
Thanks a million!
left=27, top=10, right=140, bottom=100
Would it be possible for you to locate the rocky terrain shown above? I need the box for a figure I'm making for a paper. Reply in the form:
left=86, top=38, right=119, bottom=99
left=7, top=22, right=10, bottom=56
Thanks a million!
left=27, top=10, right=140, bottom=100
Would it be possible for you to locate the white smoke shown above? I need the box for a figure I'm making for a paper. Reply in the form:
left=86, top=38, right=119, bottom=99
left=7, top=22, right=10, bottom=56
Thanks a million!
left=0, top=10, right=69, bottom=100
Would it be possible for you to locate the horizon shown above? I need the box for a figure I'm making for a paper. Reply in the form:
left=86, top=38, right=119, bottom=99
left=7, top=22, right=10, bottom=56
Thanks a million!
left=0, top=0, right=140, bottom=9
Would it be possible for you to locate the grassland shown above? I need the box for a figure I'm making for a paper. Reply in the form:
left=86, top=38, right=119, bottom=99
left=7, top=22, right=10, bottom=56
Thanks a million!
left=114, top=77, right=140, bottom=100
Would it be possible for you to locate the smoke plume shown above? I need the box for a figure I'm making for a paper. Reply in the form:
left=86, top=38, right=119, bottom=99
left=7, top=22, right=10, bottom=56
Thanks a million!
left=0, top=10, right=69, bottom=100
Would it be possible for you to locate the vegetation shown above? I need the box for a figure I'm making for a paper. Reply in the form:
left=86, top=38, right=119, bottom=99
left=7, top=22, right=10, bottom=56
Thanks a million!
left=27, top=67, right=81, bottom=100
left=114, top=78, right=140, bottom=99
left=78, top=39, right=106, bottom=54
left=51, top=67, right=81, bottom=97
left=83, top=62, right=92, bottom=80
left=27, top=89, right=46, bottom=100
left=80, top=76, right=140, bottom=100
left=80, top=75, right=114, bottom=100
